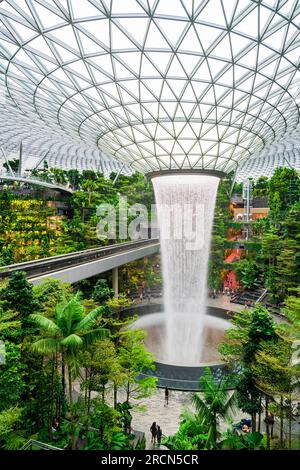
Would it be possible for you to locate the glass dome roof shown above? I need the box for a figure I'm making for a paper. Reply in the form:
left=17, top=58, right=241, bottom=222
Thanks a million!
left=0, top=0, right=300, bottom=175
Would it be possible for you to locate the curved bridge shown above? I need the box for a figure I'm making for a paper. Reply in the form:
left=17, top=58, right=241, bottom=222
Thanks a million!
left=0, top=239, right=160, bottom=285
left=0, top=173, right=74, bottom=194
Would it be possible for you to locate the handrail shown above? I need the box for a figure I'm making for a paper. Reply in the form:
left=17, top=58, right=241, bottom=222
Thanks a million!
left=21, top=439, right=63, bottom=450
left=0, top=172, right=73, bottom=194
left=255, top=288, right=268, bottom=304
left=0, top=239, right=160, bottom=279
left=1, top=239, right=159, bottom=269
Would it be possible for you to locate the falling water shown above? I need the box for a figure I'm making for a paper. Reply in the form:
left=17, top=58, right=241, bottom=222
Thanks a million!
left=152, top=175, right=219, bottom=365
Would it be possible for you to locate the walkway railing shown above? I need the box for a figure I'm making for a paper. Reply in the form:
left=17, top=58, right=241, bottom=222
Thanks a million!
left=0, top=171, right=74, bottom=194
left=255, top=288, right=268, bottom=304
left=0, top=239, right=159, bottom=280
left=21, top=439, right=63, bottom=450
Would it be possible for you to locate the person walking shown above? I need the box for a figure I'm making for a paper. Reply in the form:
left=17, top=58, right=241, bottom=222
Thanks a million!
left=157, top=425, right=162, bottom=446
left=150, top=422, right=158, bottom=444
left=164, top=387, right=169, bottom=407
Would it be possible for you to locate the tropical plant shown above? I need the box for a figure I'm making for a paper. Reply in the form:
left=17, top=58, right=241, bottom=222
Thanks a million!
left=117, top=328, right=157, bottom=404
left=0, top=271, right=39, bottom=319
left=30, top=293, right=108, bottom=402
left=234, top=259, right=259, bottom=290
left=164, top=368, right=236, bottom=450
left=192, top=368, right=237, bottom=448
left=92, top=279, right=114, bottom=304
left=220, top=305, right=277, bottom=432
left=0, top=342, right=25, bottom=411
left=0, top=309, right=20, bottom=334
left=0, top=407, right=25, bottom=450
left=220, top=429, right=264, bottom=450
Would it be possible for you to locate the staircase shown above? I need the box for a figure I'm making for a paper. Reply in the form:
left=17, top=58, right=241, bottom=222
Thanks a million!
left=230, top=286, right=266, bottom=307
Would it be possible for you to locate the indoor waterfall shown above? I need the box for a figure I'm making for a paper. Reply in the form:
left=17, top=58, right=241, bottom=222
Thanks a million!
left=152, top=175, right=219, bottom=365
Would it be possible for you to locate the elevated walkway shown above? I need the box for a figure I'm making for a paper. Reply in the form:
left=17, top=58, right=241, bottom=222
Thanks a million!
left=0, top=239, right=160, bottom=285
left=0, top=172, right=73, bottom=194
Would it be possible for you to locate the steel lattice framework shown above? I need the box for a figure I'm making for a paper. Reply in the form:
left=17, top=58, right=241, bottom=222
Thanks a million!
left=0, top=0, right=300, bottom=175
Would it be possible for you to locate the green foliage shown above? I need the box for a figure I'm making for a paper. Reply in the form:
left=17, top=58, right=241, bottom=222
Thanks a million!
left=0, top=169, right=155, bottom=265
left=252, top=176, right=269, bottom=198
left=220, top=305, right=276, bottom=428
left=164, top=368, right=236, bottom=450
left=275, top=240, right=299, bottom=299
left=82, top=431, right=131, bottom=450
left=252, top=217, right=270, bottom=236
left=118, top=328, right=157, bottom=402
left=0, top=309, right=20, bottom=335
left=30, top=292, right=108, bottom=377
left=268, top=167, right=300, bottom=216
left=208, top=177, right=231, bottom=290
left=2, top=159, right=19, bottom=173
left=0, top=407, right=23, bottom=450
left=21, top=360, right=65, bottom=437
left=220, top=430, right=264, bottom=450
left=261, top=231, right=281, bottom=264
left=234, top=258, right=259, bottom=289
left=92, top=279, right=114, bottom=304
left=0, top=271, right=39, bottom=318
left=91, top=401, right=124, bottom=448
left=229, top=169, right=300, bottom=305
left=0, top=342, right=26, bottom=411
left=33, top=278, right=73, bottom=311
left=106, top=294, right=133, bottom=312
left=0, top=191, right=68, bottom=263
left=80, top=338, right=124, bottom=400
left=243, top=306, right=276, bottom=363
left=268, top=191, right=282, bottom=225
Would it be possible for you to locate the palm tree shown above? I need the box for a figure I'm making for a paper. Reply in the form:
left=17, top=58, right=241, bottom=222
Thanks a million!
left=30, top=293, right=107, bottom=402
left=29, top=293, right=108, bottom=448
left=163, top=368, right=237, bottom=450
left=191, top=368, right=237, bottom=449
left=82, top=180, right=98, bottom=205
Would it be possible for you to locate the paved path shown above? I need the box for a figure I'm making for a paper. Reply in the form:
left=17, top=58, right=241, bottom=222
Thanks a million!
left=114, top=387, right=193, bottom=450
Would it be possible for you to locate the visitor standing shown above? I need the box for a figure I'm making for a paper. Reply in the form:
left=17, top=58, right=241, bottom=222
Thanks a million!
left=164, top=387, right=169, bottom=407
left=265, top=411, right=275, bottom=438
left=150, top=422, right=158, bottom=444
left=157, top=425, right=162, bottom=446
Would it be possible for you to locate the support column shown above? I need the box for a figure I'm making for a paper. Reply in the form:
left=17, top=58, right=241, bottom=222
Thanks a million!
left=112, top=267, right=118, bottom=298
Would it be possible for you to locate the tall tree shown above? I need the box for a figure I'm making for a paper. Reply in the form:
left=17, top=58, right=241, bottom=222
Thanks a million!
left=164, top=368, right=236, bottom=450
left=30, top=293, right=107, bottom=398
left=220, top=305, right=276, bottom=431
left=29, top=293, right=107, bottom=448
left=117, top=329, right=156, bottom=404
left=0, top=272, right=39, bottom=334
left=268, top=167, right=300, bottom=215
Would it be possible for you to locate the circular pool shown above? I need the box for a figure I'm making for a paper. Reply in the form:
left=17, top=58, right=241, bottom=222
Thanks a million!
left=131, top=305, right=233, bottom=391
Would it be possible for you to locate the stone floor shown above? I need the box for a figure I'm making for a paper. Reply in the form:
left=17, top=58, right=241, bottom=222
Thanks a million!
left=124, top=388, right=193, bottom=449
left=120, top=387, right=300, bottom=450
left=106, top=387, right=241, bottom=450
left=73, top=381, right=300, bottom=450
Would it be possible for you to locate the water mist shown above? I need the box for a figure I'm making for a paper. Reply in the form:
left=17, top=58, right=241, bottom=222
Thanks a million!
left=152, top=175, right=219, bottom=365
